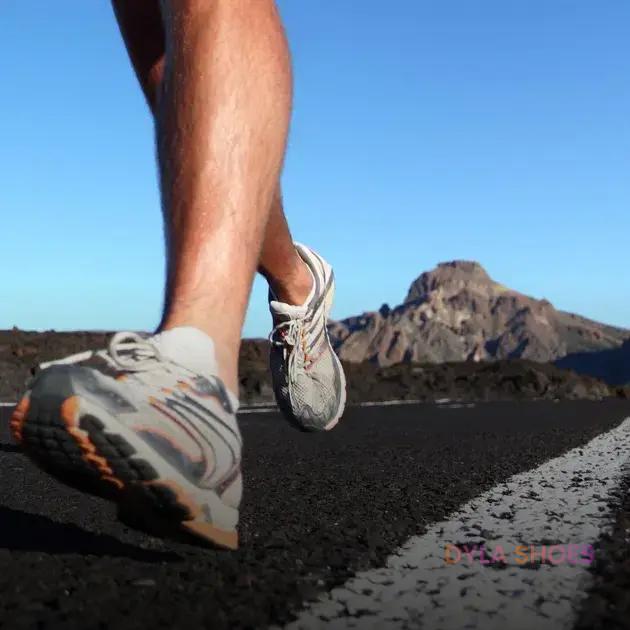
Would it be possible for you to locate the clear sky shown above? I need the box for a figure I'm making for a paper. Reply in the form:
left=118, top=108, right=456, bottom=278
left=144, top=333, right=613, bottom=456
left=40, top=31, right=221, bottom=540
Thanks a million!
left=1, top=1, right=629, bottom=337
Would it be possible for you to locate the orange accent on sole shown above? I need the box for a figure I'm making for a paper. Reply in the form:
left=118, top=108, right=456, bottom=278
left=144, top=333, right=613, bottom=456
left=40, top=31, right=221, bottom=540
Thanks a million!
left=59, top=396, right=125, bottom=490
left=143, top=479, right=238, bottom=549
left=14, top=394, right=235, bottom=548
left=10, top=396, right=30, bottom=443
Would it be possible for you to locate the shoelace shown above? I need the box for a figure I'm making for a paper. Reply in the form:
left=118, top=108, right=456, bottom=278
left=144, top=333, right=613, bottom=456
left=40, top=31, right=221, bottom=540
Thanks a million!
left=37, top=332, right=236, bottom=414
left=40, top=332, right=171, bottom=374
left=269, top=318, right=311, bottom=395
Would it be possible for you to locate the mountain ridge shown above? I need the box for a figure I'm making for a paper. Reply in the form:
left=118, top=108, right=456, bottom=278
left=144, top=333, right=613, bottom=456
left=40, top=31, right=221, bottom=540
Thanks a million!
left=328, top=260, right=629, bottom=369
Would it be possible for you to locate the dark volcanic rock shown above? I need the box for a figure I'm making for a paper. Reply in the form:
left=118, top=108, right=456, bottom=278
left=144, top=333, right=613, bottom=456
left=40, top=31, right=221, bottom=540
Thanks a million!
left=328, top=261, right=629, bottom=368
left=0, top=328, right=111, bottom=401
left=342, top=359, right=617, bottom=404
left=0, top=329, right=626, bottom=405
left=238, top=338, right=274, bottom=406
left=0, top=328, right=275, bottom=405
left=575, top=475, right=630, bottom=629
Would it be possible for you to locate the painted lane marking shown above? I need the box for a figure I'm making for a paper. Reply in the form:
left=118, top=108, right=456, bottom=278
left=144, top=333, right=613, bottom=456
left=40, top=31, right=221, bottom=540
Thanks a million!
left=238, top=406, right=278, bottom=415
left=236, top=400, right=475, bottom=415
left=282, top=417, right=630, bottom=630
left=1, top=399, right=472, bottom=415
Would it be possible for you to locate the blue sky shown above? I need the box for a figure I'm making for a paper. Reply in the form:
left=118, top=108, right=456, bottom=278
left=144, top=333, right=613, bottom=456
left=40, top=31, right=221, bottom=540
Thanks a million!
left=1, top=1, right=629, bottom=337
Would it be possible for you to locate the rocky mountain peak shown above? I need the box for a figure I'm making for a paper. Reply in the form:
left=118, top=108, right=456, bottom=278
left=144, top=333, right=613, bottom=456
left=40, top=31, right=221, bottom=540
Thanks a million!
left=329, top=260, right=629, bottom=368
left=405, top=260, right=498, bottom=304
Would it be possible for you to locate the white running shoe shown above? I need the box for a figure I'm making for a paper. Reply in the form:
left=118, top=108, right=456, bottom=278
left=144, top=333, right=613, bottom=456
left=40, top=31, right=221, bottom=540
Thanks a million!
left=268, top=243, right=347, bottom=432
left=11, top=327, right=242, bottom=549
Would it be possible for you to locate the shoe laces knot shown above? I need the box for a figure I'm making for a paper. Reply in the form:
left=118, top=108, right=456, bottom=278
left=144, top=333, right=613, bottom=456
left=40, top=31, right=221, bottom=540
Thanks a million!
left=39, top=332, right=167, bottom=374
left=104, top=332, right=166, bottom=372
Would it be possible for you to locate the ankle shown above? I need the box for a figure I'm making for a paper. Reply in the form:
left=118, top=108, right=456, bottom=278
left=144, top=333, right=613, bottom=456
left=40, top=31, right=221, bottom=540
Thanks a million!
left=267, top=251, right=314, bottom=306
left=211, top=343, right=240, bottom=400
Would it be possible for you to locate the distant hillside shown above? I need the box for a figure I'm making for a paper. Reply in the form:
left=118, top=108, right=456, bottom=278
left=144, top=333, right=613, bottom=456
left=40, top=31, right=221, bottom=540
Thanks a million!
left=556, top=340, right=630, bottom=386
left=1, top=329, right=627, bottom=404
left=328, top=261, right=629, bottom=367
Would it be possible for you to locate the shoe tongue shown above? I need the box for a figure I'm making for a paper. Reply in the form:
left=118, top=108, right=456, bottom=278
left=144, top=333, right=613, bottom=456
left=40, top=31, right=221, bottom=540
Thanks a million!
left=269, top=301, right=308, bottom=322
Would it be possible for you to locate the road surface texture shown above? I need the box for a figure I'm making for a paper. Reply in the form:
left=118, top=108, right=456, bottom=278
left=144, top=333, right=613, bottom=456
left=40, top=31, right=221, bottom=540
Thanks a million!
left=1, top=400, right=630, bottom=629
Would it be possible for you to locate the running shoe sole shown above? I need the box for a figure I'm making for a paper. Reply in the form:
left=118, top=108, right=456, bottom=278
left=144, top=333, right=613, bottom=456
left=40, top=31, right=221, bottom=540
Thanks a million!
left=10, top=367, right=239, bottom=550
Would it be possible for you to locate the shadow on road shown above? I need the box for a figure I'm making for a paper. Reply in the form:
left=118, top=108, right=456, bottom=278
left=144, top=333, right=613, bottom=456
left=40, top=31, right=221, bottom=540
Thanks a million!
left=0, top=506, right=180, bottom=562
left=0, top=443, right=21, bottom=453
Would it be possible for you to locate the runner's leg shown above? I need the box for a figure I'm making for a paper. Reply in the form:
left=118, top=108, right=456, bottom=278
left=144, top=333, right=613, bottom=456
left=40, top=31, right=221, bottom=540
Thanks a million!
left=112, top=0, right=312, bottom=328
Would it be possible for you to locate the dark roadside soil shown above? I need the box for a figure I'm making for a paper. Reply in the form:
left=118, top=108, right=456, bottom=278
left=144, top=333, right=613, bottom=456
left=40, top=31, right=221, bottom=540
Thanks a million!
left=575, top=474, right=630, bottom=630
left=1, top=328, right=628, bottom=404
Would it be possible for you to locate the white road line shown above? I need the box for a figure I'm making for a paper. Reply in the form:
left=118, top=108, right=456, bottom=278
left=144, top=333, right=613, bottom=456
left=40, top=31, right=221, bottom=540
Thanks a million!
left=0, top=399, right=471, bottom=413
left=355, top=399, right=424, bottom=408
left=237, top=400, right=429, bottom=414
left=283, top=417, right=630, bottom=630
left=238, top=406, right=278, bottom=415
left=236, top=400, right=475, bottom=414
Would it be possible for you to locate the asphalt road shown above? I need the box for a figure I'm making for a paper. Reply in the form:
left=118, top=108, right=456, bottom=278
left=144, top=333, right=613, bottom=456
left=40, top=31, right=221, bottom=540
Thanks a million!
left=1, top=400, right=630, bottom=629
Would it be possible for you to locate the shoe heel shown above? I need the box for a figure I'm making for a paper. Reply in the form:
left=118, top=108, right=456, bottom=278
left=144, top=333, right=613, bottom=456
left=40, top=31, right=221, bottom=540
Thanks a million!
left=119, top=479, right=239, bottom=549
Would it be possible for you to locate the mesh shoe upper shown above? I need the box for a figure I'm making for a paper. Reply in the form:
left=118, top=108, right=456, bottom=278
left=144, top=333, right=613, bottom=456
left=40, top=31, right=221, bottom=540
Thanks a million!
left=33, top=328, right=242, bottom=496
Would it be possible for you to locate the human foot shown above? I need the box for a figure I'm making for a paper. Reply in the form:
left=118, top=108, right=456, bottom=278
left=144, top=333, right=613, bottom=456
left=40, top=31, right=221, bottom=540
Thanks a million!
left=268, top=243, right=347, bottom=431
left=11, top=327, right=242, bottom=549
